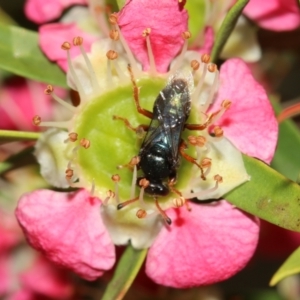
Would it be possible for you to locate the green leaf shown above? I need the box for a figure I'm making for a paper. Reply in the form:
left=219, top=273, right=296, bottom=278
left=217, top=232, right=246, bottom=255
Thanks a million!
left=211, top=0, right=249, bottom=63
left=0, top=7, right=17, bottom=26
left=102, top=244, right=147, bottom=300
left=0, top=130, right=40, bottom=145
left=0, top=23, right=67, bottom=87
left=224, top=154, right=300, bottom=232
left=271, top=102, right=300, bottom=181
left=270, top=246, right=300, bottom=286
left=247, top=289, right=282, bottom=300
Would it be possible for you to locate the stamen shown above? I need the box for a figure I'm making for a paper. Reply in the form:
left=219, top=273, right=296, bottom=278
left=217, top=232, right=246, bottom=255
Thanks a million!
left=142, top=28, right=157, bottom=75
left=188, top=135, right=207, bottom=147
left=65, top=168, right=74, bottom=180
left=191, top=59, right=207, bottom=103
left=61, top=42, right=85, bottom=97
left=201, top=63, right=220, bottom=112
left=103, top=190, right=115, bottom=205
left=106, top=50, right=127, bottom=81
left=112, top=174, right=121, bottom=204
left=90, top=179, right=95, bottom=196
left=191, top=59, right=200, bottom=74
left=109, top=29, right=119, bottom=41
left=212, top=126, right=223, bottom=138
left=155, top=198, right=172, bottom=225
left=136, top=209, right=147, bottom=219
left=201, top=53, right=211, bottom=63
left=80, top=138, right=91, bottom=149
left=169, top=30, right=191, bottom=73
left=109, top=14, right=139, bottom=77
left=207, top=63, right=217, bottom=72
left=32, top=115, right=41, bottom=126
left=117, top=155, right=140, bottom=170
left=106, top=49, right=118, bottom=60
left=73, top=37, right=100, bottom=93
left=44, top=85, right=76, bottom=112
left=109, top=13, right=118, bottom=25
left=137, top=178, right=149, bottom=207
left=173, top=197, right=186, bottom=208
left=92, top=5, right=110, bottom=37
left=208, top=99, right=232, bottom=125
left=71, top=145, right=80, bottom=156
left=222, top=99, right=232, bottom=110
left=214, top=174, right=223, bottom=183
left=106, top=59, right=113, bottom=86
left=185, top=174, right=223, bottom=199
left=130, top=165, right=137, bottom=199
left=64, top=132, right=78, bottom=143
left=201, top=157, right=212, bottom=177
left=32, top=115, right=70, bottom=129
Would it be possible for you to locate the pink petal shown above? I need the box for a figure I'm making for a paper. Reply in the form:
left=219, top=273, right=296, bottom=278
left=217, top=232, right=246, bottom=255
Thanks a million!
left=244, top=0, right=300, bottom=31
left=146, top=201, right=259, bottom=287
left=39, top=23, right=98, bottom=72
left=8, top=290, right=40, bottom=300
left=15, top=189, right=115, bottom=281
left=25, top=0, right=87, bottom=24
left=209, top=58, right=278, bottom=164
left=20, top=256, right=74, bottom=299
left=0, top=78, right=57, bottom=131
left=118, top=0, right=188, bottom=73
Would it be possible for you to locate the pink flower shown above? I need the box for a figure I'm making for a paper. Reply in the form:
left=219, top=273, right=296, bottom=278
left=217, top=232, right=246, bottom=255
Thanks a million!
left=16, top=0, right=278, bottom=289
left=16, top=189, right=115, bottom=280
left=0, top=77, right=58, bottom=132
left=0, top=209, right=74, bottom=299
left=25, top=0, right=87, bottom=24
left=117, top=0, right=188, bottom=73
left=17, top=256, right=74, bottom=300
left=24, top=0, right=102, bottom=72
left=244, top=0, right=300, bottom=31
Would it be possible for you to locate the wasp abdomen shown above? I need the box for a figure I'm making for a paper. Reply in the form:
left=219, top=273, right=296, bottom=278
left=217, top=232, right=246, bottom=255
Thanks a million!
left=139, top=144, right=174, bottom=180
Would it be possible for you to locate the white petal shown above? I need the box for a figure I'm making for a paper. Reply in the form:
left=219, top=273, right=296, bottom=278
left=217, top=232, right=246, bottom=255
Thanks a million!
left=183, top=137, right=249, bottom=200
left=67, top=39, right=131, bottom=98
left=101, top=204, right=164, bottom=249
left=34, top=129, right=70, bottom=188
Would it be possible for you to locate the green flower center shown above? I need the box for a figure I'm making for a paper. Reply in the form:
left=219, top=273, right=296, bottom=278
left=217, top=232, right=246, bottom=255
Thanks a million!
left=73, top=77, right=198, bottom=205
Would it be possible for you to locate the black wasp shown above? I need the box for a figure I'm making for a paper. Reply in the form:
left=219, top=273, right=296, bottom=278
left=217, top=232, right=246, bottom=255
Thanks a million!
left=114, top=65, right=205, bottom=224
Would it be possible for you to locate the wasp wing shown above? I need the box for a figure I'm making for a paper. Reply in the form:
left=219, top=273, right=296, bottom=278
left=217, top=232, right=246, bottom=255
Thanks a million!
left=140, top=84, right=190, bottom=166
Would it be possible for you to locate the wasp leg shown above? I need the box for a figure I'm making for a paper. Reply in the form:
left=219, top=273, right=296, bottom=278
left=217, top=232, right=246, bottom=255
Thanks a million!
left=113, top=115, right=149, bottom=134
left=155, top=198, right=172, bottom=225
left=128, top=64, right=153, bottom=119
left=179, top=141, right=206, bottom=180
left=117, top=196, right=139, bottom=210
